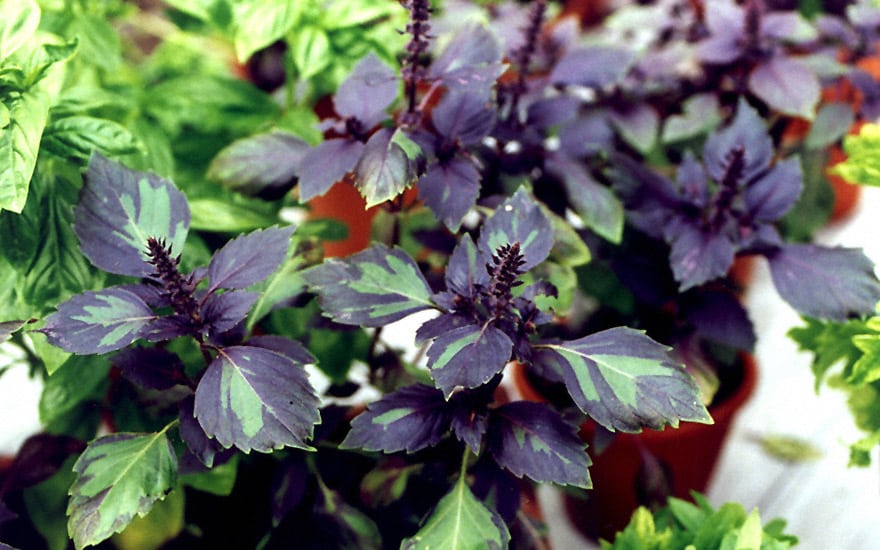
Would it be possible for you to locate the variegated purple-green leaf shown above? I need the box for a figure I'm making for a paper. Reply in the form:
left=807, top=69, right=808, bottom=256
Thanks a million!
left=67, top=430, right=177, bottom=550
left=749, top=56, right=820, bottom=120
left=608, top=104, right=659, bottom=154
left=0, top=320, right=25, bottom=343
left=546, top=155, right=623, bottom=243
left=298, top=138, right=365, bottom=201
left=445, top=234, right=490, bottom=300
left=194, top=345, right=320, bottom=453
left=207, top=225, right=294, bottom=292
left=768, top=244, right=880, bottom=321
left=488, top=402, right=591, bottom=488
left=42, top=287, right=158, bottom=354
left=665, top=217, right=736, bottom=291
left=354, top=128, right=422, bottom=208
left=477, top=187, right=554, bottom=271
left=303, top=244, right=435, bottom=327
left=533, top=327, right=712, bottom=432
left=201, top=290, right=259, bottom=334
left=179, top=396, right=225, bottom=468
left=207, top=130, right=309, bottom=197
left=341, top=384, right=450, bottom=453
left=426, top=323, right=513, bottom=398
left=247, top=334, right=315, bottom=365
left=111, top=346, right=186, bottom=390
left=333, top=53, right=398, bottom=129
left=418, top=157, right=480, bottom=231
left=74, top=153, right=190, bottom=277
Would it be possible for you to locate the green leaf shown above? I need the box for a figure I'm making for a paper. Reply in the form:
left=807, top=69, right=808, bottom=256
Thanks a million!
left=24, top=456, right=77, bottom=550
left=0, top=0, right=40, bottom=60
left=188, top=196, right=280, bottom=232
left=42, top=115, right=141, bottom=162
left=804, top=102, right=855, bottom=150
left=39, top=354, right=111, bottom=426
left=788, top=317, right=873, bottom=390
left=112, top=485, right=184, bottom=550
left=67, top=430, right=178, bottom=550
left=303, top=243, right=435, bottom=327
left=181, top=454, right=239, bottom=496
left=401, top=473, right=510, bottom=550
left=0, top=88, right=49, bottom=212
left=547, top=156, right=623, bottom=244
left=67, top=13, right=121, bottom=70
left=850, top=334, right=880, bottom=385
left=314, top=484, right=383, bottom=550
left=734, top=509, right=763, bottom=550
left=233, top=2, right=303, bottom=62
left=291, top=26, right=332, bottom=80
left=246, top=254, right=309, bottom=331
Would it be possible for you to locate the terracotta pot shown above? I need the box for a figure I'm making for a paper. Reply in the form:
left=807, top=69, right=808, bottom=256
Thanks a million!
left=512, top=354, right=757, bottom=541
left=307, top=180, right=380, bottom=258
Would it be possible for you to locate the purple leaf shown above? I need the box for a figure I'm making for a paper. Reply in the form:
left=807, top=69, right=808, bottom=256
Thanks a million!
left=354, top=128, right=422, bottom=208
left=75, top=153, right=190, bottom=277
left=42, top=287, right=158, bottom=354
left=665, top=217, right=736, bottom=290
left=549, top=46, right=635, bottom=88
left=696, top=3, right=744, bottom=64
left=675, top=152, right=711, bottom=208
left=685, top=289, right=756, bottom=352
left=608, top=103, right=659, bottom=154
left=533, top=327, right=712, bottom=432
left=478, top=187, right=554, bottom=271
left=418, top=157, right=480, bottom=231
left=247, top=334, right=315, bottom=365
left=431, top=90, right=495, bottom=145
left=749, top=56, right=820, bottom=119
left=207, top=130, right=309, bottom=197
left=703, top=99, right=773, bottom=184
left=194, top=345, right=320, bottom=453
left=333, top=53, right=398, bottom=128
left=426, top=323, right=513, bottom=398
left=768, top=244, right=880, bottom=321
left=207, top=225, right=294, bottom=292
left=112, top=346, right=186, bottom=390
left=303, top=244, right=435, bottom=327
left=415, top=313, right=473, bottom=344
left=298, top=138, right=365, bottom=201
left=558, top=113, right=614, bottom=158
left=201, top=290, right=259, bottom=334
left=341, top=384, right=450, bottom=453
left=179, top=396, right=225, bottom=468
left=451, top=406, right=488, bottom=455
left=744, top=156, right=803, bottom=222
left=429, top=22, right=504, bottom=92
left=488, top=401, right=591, bottom=488
left=445, top=234, right=490, bottom=300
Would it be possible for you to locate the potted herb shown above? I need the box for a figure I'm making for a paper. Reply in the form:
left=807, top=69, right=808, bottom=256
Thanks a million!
left=2, top=1, right=880, bottom=549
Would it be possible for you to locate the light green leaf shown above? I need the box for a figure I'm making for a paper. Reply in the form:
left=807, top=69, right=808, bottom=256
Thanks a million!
left=836, top=123, right=880, bottom=186
left=67, top=430, right=178, bottom=550
left=401, top=474, right=509, bottom=550
left=788, top=317, right=873, bottom=390
left=39, top=354, right=111, bottom=426
left=233, top=2, right=303, bottom=62
left=189, top=196, right=279, bottom=232
left=67, top=13, right=120, bottom=70
left=42, top=115, right=142, bottom=162
left=0, top=0, right=40, bottom=60
left=181, top=454, right=239, bottom=496
left=734, top=509, right=763, bottom=550
left=112, top=485, right=184, bottom=550
left=0, top=88, right=49, bottom=212
left=291, top=26, right=331, bottom=80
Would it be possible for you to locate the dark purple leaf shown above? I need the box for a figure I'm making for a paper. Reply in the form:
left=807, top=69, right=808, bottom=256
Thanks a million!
left=303, top=244, right=435, bottom=327
left=179, top=396, right=225, bottom=468
left=270, top=456, right=309, bottom=526
left=451, top=406, right=488, bottom=455
left=415, top=313, right=473, bottom=343
left=685, top=289, right=756, bottom=352
left=703, top=99, right=773, bottom=184
left=0, top=433, right=85, bottom=491
left=418, top=157, right=480, bottom=231
left=194, top=345, right=320, bottom=452
left=42, top=287, right=158, bottom=354
left=533, top=327, right=712, bottom=432
left=0, top=499, right=15, bottom=526
left=558, top=113, right=614, bottom=158
left=354, top=128, right=422, bottom=208
left=121, top=283, right=171, bottom=308
left=207, top=130, right=309, bottom=197
left=429, top=22, right=504, bottom=92
left=527, top=96, right=582, bottom=132
left=298, top=138, right=365, bottom=201
left=201, top=290, right=259, bottom=334
left=247, top=334, right=315, bottom=365
left=675, top=152, right=711, bottom=208
left=432, top=90, right=495, bottom=145
left=140, top=316, right=189, bottom=342
left=768, top=244, right=880, bottom=320
left=477, top=187, right=554, bottom=271
left=749, top=56, right=820, bottom=119
left=334, top=53, right=398, bottom=128
left=74, top=153, right=190, bottom=277
left=487, top=401, right=591, bottom=488
left=207, top=225, right=294, bottom=292
left=445, top=234, right=490, bottom=300
left=312, top=486, right=381, bottom=549
left=341, top=384, right=450, bottom=453
left=744, top=157, right=803, bottom=222
left=112, top=346, right=186, bottom=390
left=665, top=217, right=736, bottom=290
left=426, top=323, right=513, bottom=398
left=549, top=46, right=634, bottom=88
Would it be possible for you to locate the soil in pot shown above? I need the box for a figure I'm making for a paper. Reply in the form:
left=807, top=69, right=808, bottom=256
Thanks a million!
left=512, top=354, right=757, bottom=542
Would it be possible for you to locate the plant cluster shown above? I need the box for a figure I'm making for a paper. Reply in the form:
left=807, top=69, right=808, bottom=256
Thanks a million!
left=1, top=0, right=880, bottom=548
